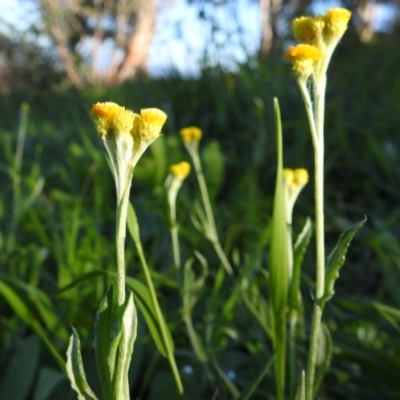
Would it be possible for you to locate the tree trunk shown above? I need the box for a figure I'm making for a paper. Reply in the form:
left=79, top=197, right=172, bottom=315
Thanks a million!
left=259, top=0, right=283, bottom=58
left=111, top=0, right=156, bottom=84
left=354, top=0, right=376, bottom=43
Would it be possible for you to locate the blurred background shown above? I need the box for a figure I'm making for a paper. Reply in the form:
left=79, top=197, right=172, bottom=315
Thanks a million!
left=1, top=0, right=399, bottom=90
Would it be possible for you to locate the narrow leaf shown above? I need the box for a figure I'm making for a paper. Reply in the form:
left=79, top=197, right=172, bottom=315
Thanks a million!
left=112, top=292, right=138, bottom=400
left=66, top=327, right=98, bottom=400
left=0, top=280, right=65, bottom=371
left=94, top=284, right=114, bottom=400
left=294, top=371, right=306, bottom=400
left=324, top=217, right=367, bottom=302
left=289, top=217, right=312, bottom=312
left=237, top=355, right=275, bottom=400
left=32, top=367, right=64, bottom=400
left=0, top=273, right=68, bottom=340
left=126, top=202, right=141, bottom=250
left=269, top=98, right=289, bottom=397
left=0, top=335, right=40, bottom=400
left=314, top=324, right=333, bottom=395
left=126, top=277, right=168, bottom=357
left=56, top=270, right=107, bottom=297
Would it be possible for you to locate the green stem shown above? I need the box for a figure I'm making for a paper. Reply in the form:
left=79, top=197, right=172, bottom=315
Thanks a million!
left=168, top=197, right=181, bottom=269
left=183, top=316, right=207, bottom=363
left=171, top=225, right=181, bottom=269
left=8, top=104, right=29, bottom=253
left=136, top=242, right=184, bottom=394
left=116, top=179, right=132, bottom=308
left=305, top=74, right=326, bottom=400
left=289, top=312, right=298, bottom=400
left=187, top=145, right=233, bottom=275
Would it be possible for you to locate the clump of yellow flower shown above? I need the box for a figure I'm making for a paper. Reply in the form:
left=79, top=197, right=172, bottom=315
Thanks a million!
left=283, top=168, right=309, bottom=224
left=132, top=108, right=167, bottom=144
left=283, top=168, right=309, bottom=189
left=92, top=102, right=166, bottom=144
left=286, top=7, right=351, bottom=80
left=324, top=8, right=352, bottom=43
left=91, top=101, right=167, bottom=201
left=179, top=126, right=202, bottom=144
left=169, top=162, right=191, bottom=181
left=284, top=44, right=323, bottom=78
left=92, top=102, right=135, bottom=139
left=293, top=16, right=324, bottom=46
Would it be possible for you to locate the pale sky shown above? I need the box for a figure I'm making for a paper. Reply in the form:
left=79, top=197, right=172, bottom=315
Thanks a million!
left=1, top=0, right=397, bottom=77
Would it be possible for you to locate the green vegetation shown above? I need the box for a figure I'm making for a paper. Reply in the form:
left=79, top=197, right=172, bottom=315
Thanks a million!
left=1, top=37, right=400, bottom=399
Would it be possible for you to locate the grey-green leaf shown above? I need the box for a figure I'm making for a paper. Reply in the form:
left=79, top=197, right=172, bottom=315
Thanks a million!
left=112, top=292, right=138, bottom=400
left=126, top=277, right=168, bottom=357
left=324, top=217, right=367, bottom=302
left=314, top=324, right=333, bottom=395
left=66, top=327, right=98, bottom=400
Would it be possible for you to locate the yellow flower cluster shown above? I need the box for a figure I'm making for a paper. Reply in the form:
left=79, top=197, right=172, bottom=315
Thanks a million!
left=169, top=161, right=191, bottom=181
left=91, top=102, right=167, bottom=145
left=285, top=7, right=351, bottom=79
left=179, top=126, right=202, bottom=144
left=91, top=102, right=167, bottom=201
left=284, top=44, right=322, bottom=77
left=283, top=168, right=309, bottom=189
left=91, top=102, right=135, bottom=139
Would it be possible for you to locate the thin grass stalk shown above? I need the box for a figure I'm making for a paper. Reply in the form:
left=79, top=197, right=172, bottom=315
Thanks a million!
left=189, top=147, right=233, bottom=276
left=8, top=103, right=29, bottom=253
left=135, top=238, right=184, bottom=394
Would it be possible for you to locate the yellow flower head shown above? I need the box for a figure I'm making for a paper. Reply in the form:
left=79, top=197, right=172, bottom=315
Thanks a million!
left=294, top=168, right=309, bottom=187
left=169, top=161, right=191, bottom=181
left=283, top=168, right=309, bottom=189
left=132, top=108, right=167, bottom=144
left=91, top=102, right=135, bottom=139
left=179, top=126, right=203, bottom=143
left=293, top=16, right=323, bottom=45
left=323, top=8, right=351, bottom=42
left=283, top=168, right=295, bottom=188
left=284, top=44, right=323, bottom=78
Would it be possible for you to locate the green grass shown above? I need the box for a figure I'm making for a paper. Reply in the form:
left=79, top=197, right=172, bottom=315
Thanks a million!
left=1, top=40, right=400, bottom=399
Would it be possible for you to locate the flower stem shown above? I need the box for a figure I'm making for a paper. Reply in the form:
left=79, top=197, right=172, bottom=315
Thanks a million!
left=305, top=75, right=326, bottom=400
left=188, top=145, right=233, bottom=276
left=168, top=197, right=181, bottom=269
left=116, top=179, right=132, bottom=307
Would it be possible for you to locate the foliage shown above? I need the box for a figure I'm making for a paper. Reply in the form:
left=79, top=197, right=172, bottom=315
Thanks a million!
left=1, top=38, right=400, bottom=399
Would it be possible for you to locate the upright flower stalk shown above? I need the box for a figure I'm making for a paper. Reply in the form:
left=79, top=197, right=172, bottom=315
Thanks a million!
left=284, top=8, right=351, bottom=400
left=91, top=102, right=167, bottom=307
left=180, top=126, right=233, bottom=276
left=165, top=161, right=191, bottom=269
left=283, top=168, right=309, bottom=398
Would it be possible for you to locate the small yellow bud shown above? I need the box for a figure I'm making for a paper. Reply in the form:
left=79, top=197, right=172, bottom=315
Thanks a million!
left=179, top=126, right=203, bottom=143
left=283, top=168, right=309, bottom=191
left=21, top=102, right=30, bottom=112
left=169, top=161, right=191, bottom=181
left=132, top=108, right=167, bottom=144
left=284, top=44, right=323, bottom=78
left=283, top=169, right=295, bottom=188
left=283, top=168, right=309, bottom=224
left=294, top=168, right=309, bottom=187
left=323, top=8, right=351, bottom=42
left=91, top=102, right=135, bottom=139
